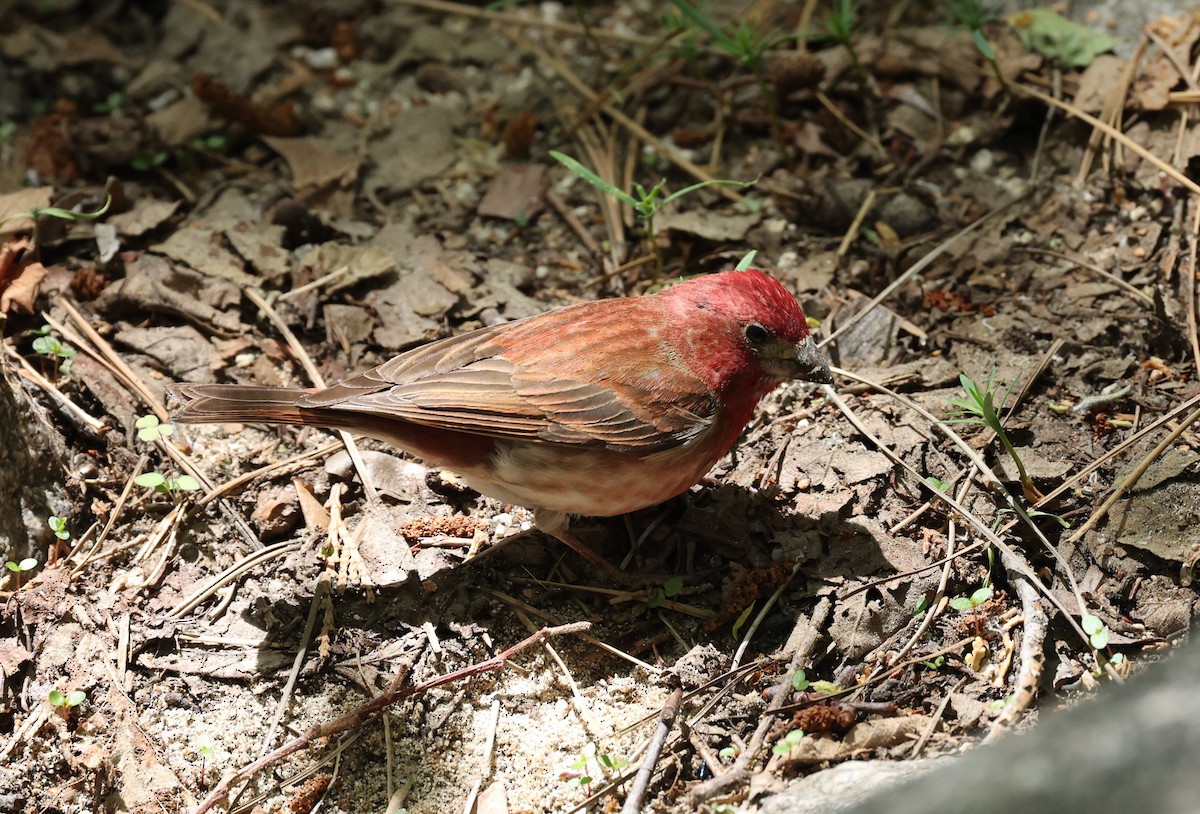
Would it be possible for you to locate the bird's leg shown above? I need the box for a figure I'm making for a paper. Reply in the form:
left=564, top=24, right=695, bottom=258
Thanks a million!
left=534, top=509, right=651, bottom=587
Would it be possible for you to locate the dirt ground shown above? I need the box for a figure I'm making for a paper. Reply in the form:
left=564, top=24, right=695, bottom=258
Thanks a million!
left=2, top=2, right=1199, bottom=813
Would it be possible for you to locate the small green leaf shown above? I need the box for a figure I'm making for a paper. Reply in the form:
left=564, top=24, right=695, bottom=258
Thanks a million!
left=48, top=516, right=69, bottom=540
left=49, top=689, right=66, bottom=706
left=135, top=472, right=167, bottom=489
left=66, top=690, right=86, bottom=707
left=647, top=589, right=665, bottom=609
left=1010, top=8, right=1116, bottom=68
left=790, top=669, right=809, bottom=691
left=735, top=250, right=758, bottom=270
left=925, top=476, right=950, bottom=493
left=810, top=680, right=841, bottom=696
left=173, top=475, right=201, bottom=491
left=970, top=586, right=993, bottom=605
left=771, top=729, right=804, bottom=755
left=1082, top=613, right=1109, bottom=649
left=663, top=576, right=684, bottom=597
left=972, top=28, right=996, bottom=61
left=949, top=596, right=976, bottom=611
left=549, top=151, right=639, bottom=208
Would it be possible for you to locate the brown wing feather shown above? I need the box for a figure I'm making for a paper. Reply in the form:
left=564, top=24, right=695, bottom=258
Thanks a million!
left=296, top=305, right=718, bottom=451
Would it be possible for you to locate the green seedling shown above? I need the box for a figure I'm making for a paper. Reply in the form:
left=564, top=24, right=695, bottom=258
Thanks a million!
left=717, top=745, right=739, bottom=761
left=947, top=0, right=1006, bottom=88
left=131, top=151, right=169, bottom=172
left=135, top=471, right=201, bottom=497
left=669, top=0, right=789, bottom=76
left=790, top=668, right=810, bottom=692
left=550, top=150, right=749, bottom=274
left=771, top=728, right=804, bottom=756
left=48, top=515, right=70, bottom=541
left=6, top=557, right=37, bottom=589
left=996, top=504, right=1070, bottom=529
left=912, top=593, right=929, bottom=615
left=0, top=196, right=111, bottom=231
left=823, top=0, right=863, bottom=72
left=135, top=414, right=175, bottom=443
left=647, top=575, right=684, bottom=609
left=93, top=91, right=124, bottom=115
left=191, top=134, right=227, bottom=152
left=946, top=372, right=1043, bottom=502
left=561, top=743, right=628, bottom=791
left=49, top=689, right=86, bottom=708
left=1081, top=613, right=1110, bottom=650
left=949, top=585, right=993, bottom=612
left=922, top=655, right=946, bottom=670
left=31, top=327, right=77, bottom=381
left=734, top=250, right=758, bottom=271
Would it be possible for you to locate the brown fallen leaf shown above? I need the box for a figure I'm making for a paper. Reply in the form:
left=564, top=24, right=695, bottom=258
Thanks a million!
left=0, top=237, right=46, bottom=313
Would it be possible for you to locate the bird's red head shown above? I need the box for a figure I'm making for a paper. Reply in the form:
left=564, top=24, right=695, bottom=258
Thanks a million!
left=660, top=269, right=830, bottom=394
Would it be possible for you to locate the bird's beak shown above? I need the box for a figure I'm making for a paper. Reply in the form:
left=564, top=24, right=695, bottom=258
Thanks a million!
left=760, top=335, right=832, bottom=383
left=794, top=335, right=832, bottom=383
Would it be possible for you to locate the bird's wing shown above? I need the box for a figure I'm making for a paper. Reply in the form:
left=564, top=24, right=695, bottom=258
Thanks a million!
left=300, top=320, right=717, bottom=450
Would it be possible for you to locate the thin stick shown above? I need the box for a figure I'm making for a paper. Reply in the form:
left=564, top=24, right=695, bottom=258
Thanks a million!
left=5, top=345, right=105, bottom=432
left=836, top=188, right=878, bottom=258
left=1187, top=198, right=1200, bottom=381
left=620, top=689, right=682, bottom=814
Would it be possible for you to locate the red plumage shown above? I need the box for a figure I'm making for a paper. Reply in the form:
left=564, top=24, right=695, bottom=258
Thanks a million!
left=171, top=269, right=831, bottom=573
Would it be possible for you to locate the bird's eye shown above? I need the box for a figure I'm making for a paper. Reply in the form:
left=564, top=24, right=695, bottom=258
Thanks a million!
left=744, top=323, right=770, bottom=344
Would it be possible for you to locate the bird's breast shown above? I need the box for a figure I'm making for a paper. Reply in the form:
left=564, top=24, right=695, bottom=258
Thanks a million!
left=461, top=415, right=738, bottom=517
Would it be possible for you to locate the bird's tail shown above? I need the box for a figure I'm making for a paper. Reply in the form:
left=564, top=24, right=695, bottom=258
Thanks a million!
left=169, top=383, right=319, bottom=426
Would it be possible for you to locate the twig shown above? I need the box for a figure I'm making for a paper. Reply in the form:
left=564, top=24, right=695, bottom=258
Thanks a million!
left=620, top=688, right=682, bottom=814
left=1187, top=198, right=1200, bottom=381
left=196, top=441, right=340, bottom=507
left=259, top=575, right=330, bottom=756
left=836, top=187, right=878, bottom=258
left=986, top=555, right=1049, bottom=736
left=167, top=541, right=302, bottom=618
left=4, top=344, right=105, bottom=432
